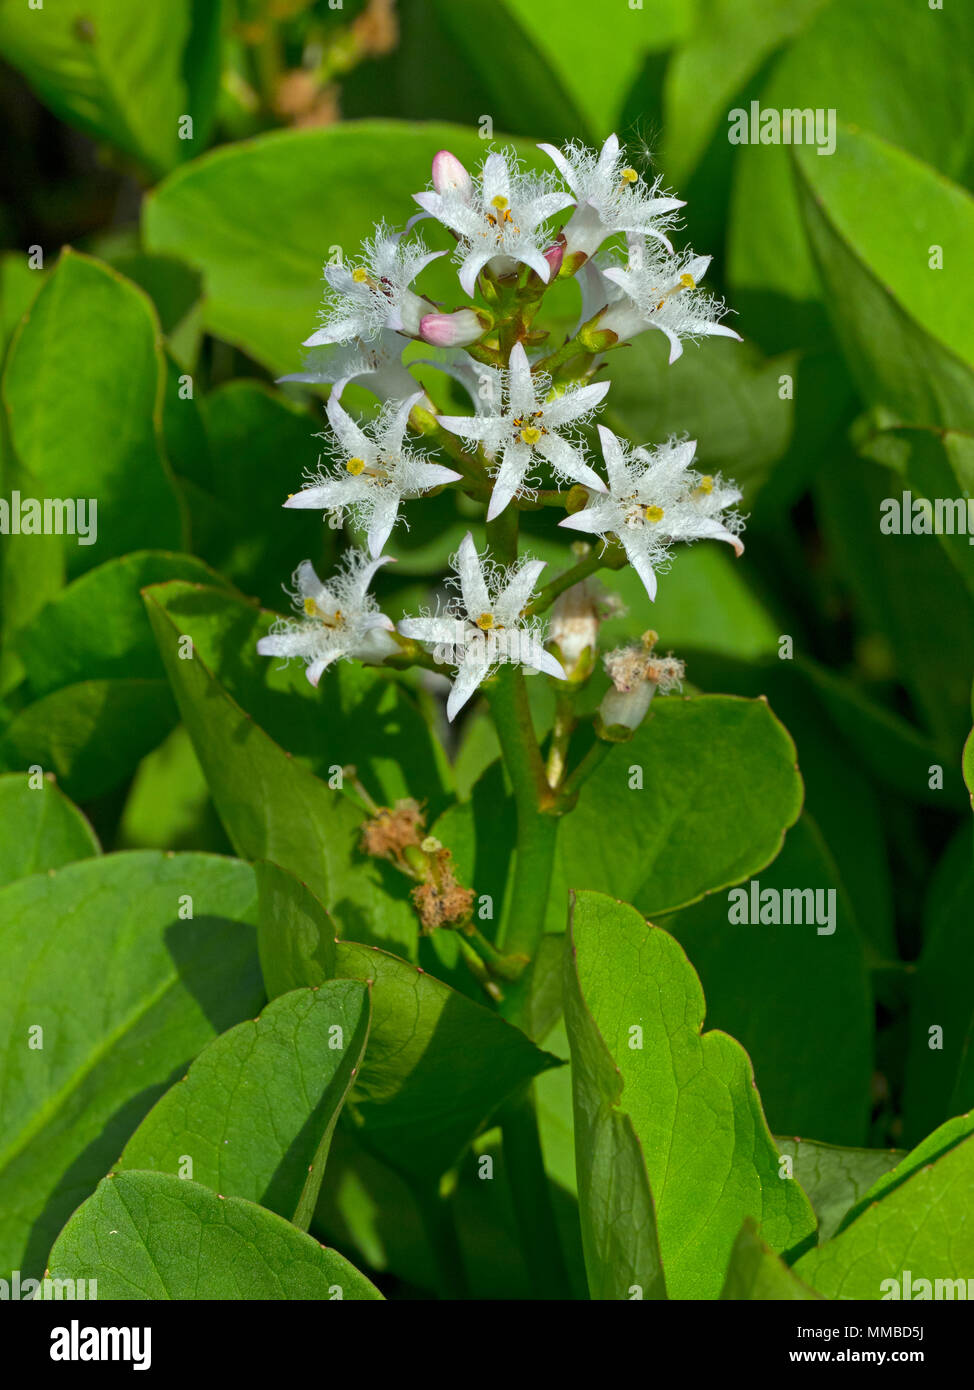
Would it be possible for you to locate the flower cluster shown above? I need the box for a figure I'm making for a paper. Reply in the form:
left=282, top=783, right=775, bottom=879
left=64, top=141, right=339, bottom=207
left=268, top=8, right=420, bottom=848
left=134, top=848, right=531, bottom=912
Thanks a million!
left=259, top=134, right=746, bottom=723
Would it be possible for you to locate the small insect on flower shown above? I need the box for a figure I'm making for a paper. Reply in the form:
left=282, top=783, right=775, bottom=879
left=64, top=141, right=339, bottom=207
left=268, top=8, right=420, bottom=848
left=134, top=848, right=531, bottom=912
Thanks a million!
left=304, top=222, right=445, bottom=347
left=413, top=148, right=574, bottom=295
left=561, top=426, right=745, bottom=600
left=257, top=549, right=400, bottom=687
left=398, top=532, right=566, bottom=721
left=284, top=392, right=462, bottom=557
left=436, top=342, right=609, bottom=521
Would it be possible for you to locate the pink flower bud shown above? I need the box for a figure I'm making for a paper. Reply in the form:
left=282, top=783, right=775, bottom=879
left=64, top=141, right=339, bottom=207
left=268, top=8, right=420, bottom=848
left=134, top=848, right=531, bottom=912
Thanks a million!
left=432, top=150, right=472, bottom=196
left=544, top=241, right=565, bottom=278
left=420, top=309, right=486, bottom=348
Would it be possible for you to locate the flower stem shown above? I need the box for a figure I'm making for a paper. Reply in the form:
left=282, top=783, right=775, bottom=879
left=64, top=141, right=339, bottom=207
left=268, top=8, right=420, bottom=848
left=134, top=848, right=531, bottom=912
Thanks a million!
left=525, top=543, right=626, bottom=617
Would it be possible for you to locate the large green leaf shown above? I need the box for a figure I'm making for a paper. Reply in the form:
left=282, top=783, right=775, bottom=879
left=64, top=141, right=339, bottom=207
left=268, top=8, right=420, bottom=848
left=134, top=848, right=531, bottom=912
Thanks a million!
left=146, top=580, right=449, bottom=811
left=837, top=1114, right=974, bottom=1235
left=257, top=860, right=561, bottom=1184
left=729, top=0, right=974, bottom=353
left=662, top=0, right=831, bottom=186
left=145, top=582, right=419, bottom=956
left=0, top=851, right=264, bottom=1278
left=549, top=695, right=804, bottom=927
left=0, top=679, right=177, bottom=802
left=719, top=1219, right=823, bottom=1300
left=903, top=832, right=974, bottom=1142
left=794, top=128, right=974, bottom=429
left=566, top=891, right=815, bottom=1299
left=0, top=771, right=99, bottom=888
left=793, top=1131, right=974, bottom=1298
left=143, top=122, right=552, bottom=376
left=0, top=0, right=220, bottom=177
left=1, top=250, right=183, bottom=582
left=562, top=905, right=665, bottom=1300
left=45, top=1172, right=381, bottom=1300
left=775, top=1137, right=904, bottom=1244
left=603, top=334, right=798, bottom=504
left=118, top=982, right=370, bottom=1231
left=15, top=550, right=234, bottom=698
left=662, top=816, right=873, bottom=1144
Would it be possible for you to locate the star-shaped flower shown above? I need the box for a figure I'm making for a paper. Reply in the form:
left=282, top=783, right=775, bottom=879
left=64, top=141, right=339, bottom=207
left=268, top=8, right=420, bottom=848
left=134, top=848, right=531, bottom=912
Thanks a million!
left=304, top=223, right=444, bottom=348
left=414, top=148, right=573, bottom=295
left=278, top=329, right=424, bottom=403
left=585, top=237, right=741, bottom=363
left=257, top=550, right=399, bottom=687
left=398, top=532, right=566, bottom=720
left=285, top=392, right=461, bottom=558
left=537, top=134, right=684, bottom=265
left=560, top=425, right=745, bottom=599
left=436, top=342, right=609, bottom=520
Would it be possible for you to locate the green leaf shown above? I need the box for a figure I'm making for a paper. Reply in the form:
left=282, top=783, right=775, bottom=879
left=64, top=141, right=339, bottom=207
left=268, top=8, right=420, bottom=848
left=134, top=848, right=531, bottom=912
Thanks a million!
left=719, top=1219, right=823, bottom=1300
left=16, top=550, right=234, bottom=698
left=0, top=851, right=264, bottom=1278
left=793, top=1131, right=974, bottom=1298
left=775, top=1137, right=904, bottom=1244
left=147, top=580, right=449, bottom=811
left=107, top=252, right=203, bottom=370
left=145, top=582, right=419, bottom=956
left=837, top=1114, right=974, bottom=1234
left=0, top=771, right=99, bottom=888
left=728, top=0, right=974, bottom=353
left=257, top=860, right=561, bottom=1183
left=814, top=451, right=974, bottom=752
left=794, top=128, right=974, bottom=429
left=45, top=1172, right=381, bottom=1300
left=662, top=816, right=874, bottom=1144
left=118, top=982, right=370, bottom=1231
left=904, top=832, right=974, bottom=1141
left=550, top=695, right=804, bottom=925
left=966, top=724, right=974, bottom=812
left=116, top=724, right=226, bottom=853
left=0, top=1, right=220, bottom=177
left=1, top=250, right=183, bottom=582
left=563, top=903, right=665, bottom=1300
left=566, top=890, right=815, bottom=1299
left=0, top=679, right=177, bottom=802
left=143, top=122, right=553, bottom=376
left=604, top=330, right=798, bottom=503
left=187, top=381, right=328, bottom=609
left=662, top=0, right=831, bottom=186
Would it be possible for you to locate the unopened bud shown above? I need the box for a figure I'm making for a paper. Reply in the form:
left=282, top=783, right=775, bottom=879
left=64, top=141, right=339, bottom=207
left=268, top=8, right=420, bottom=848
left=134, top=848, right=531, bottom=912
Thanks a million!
left=420, top=308, right=491, bottom=347
left=432, top=150, right=472, bottom=196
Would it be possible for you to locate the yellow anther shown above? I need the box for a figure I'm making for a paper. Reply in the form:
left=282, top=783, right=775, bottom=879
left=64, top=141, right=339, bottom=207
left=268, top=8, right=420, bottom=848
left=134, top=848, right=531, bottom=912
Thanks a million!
left=352, top=268, right=369, bottom=283
left=303, top=597, right=318, bottom=616
left=520, top=426, right=542, bottom=446
left=620, top=167, right=639, bottom=184
left=679, top=273, right=696, bottom=289
left=695, top=475, right=714, bottom=495
left=490, top=195, right=509, bottom=210
left=476, top=612, right=495, bottom=630
left=346, top=456, right=366, bottom=475
left=644, top=504, right=665, bottom=522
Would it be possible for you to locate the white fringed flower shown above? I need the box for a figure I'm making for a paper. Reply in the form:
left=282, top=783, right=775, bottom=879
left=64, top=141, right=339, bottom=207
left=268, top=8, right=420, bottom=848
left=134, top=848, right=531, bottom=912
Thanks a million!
left=257, top=550, right=398, bottom=687
left=600, top=632, right=685, bottom=730
left=304, top=223, right=443, bottom=347
left=436, top=341, right=609, bottom=521
left=278, top=329, right=423, bottom=403
left=284, top=392, right=462, bottom=558
left=560, top=425, right=745, bottom=600
left=538, top=134, right=684, bottom=265
left=414, top=148, right=573, bottom=295
left=586, top=237, right=740, bottom=363
left=398, top=532, right=566, bottom=721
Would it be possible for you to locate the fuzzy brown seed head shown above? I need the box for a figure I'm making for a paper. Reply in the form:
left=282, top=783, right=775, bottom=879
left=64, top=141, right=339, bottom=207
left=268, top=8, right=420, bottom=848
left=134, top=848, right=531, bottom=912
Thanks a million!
left=410, top=853, right=475, bottom=933
left=359, top=798, right=426, bottom=868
